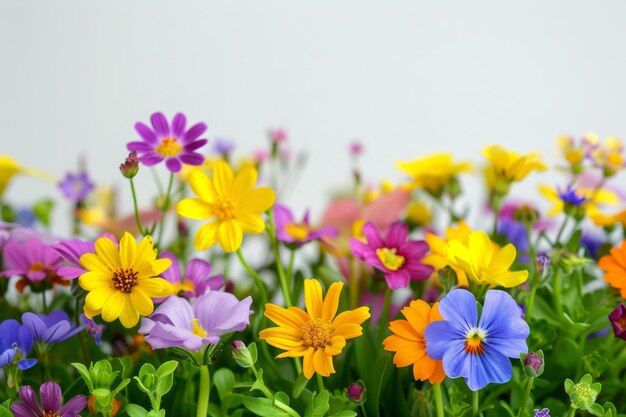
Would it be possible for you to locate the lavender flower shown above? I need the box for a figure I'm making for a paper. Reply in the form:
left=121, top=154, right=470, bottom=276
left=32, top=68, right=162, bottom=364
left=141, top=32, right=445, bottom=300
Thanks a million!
left=22, top=310, right=83, bottom=345
left=58, top=172, right=94, bottom=202
left=534, top=408, right=550, bottom=417
left=82, top=314, right=105, bottom=346
left=498, top=219, right=529, bottom=263
left=139, top=292, right=252, bottom=351
left=0, top=319, right=36, bottom=370
left=128, top=112, right=208, bottom=173
left=10, top=381, right=86, bottom=417
left=159, top=251, right=223, bottom=299
left=273, top=204, right=338, bottom=246
left=212, top=138, right=236, bottom=156
left=51, top=237, right=95, bottom=279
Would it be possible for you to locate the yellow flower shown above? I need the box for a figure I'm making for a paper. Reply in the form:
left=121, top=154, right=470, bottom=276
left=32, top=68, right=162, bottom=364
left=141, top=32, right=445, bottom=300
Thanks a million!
left=423, top=221, right=473, bottom=287
left=445, top=230, right=528, bottom=288
left=483, top=145, right=547, bottom=193
left=591, top=210, right=626, bottom=228
left=176, top=160, right=276, bottom=253
left=539, top=185, right=618, bottom=218
left=78, top=232, right=173, bottom=328
left=590, top=136, right=625, bottom=176
left=259, top=279, right=370, bottom=379
left=0, top=156, right=23, bottom=197
left=395, top=153, right=471, bottom=195
left=406, top=201, right=432, bottom=227
left=383, top=300, right=445, bottom=384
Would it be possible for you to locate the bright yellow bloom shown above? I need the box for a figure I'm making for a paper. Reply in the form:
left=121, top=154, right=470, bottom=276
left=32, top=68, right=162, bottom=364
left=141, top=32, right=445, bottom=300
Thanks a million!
left=383, top=300, right=446, bottom=384
left=406, top=201, right=432, bottom=227
left=445, top=230, right=528, bottom=288
left=539, top=185, right=618, bottom=217
left=260, top=279, right=370, bottom=379
left=0, top=156, right=22, bottom=197
left=395, top=153, right=471, bottom=195
left=423, top=221, right=473, bottom=287
left=591, top=210, right=626, bottom=228
left=78, top=232, right=173, bottom=328
left=177, top=160, right=275, bottom=253
left=483, top=145, right=547, bottom=192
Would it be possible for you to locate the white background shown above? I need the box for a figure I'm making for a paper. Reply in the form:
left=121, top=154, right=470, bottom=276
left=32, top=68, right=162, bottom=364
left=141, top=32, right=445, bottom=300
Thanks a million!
left=2, top=1, right=626, bottom=235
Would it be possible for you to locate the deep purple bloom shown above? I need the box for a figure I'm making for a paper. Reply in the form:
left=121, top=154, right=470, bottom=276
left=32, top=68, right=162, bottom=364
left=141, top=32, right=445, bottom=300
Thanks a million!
left=558, top=185, right=589, bottom=206
left=22, top=310, right=83, bottom=345
left=498, top=219, right=529, bottom=263
left=0, top=319, right=36, bottom=370
left=424, top=289, right=530, bottom=391
left=58, top=172, right=94, bottom=202
left=523, top=351, right=544, bottom=373
left=581, top=232, right=604, bottom=259
left=159, top=251, right=223, bottom=299
left=347, top=383, right=365, bottom=401
left=212, top=138, right=236, bottom=155
left=534, top=408, right=550, bottom=417
left=128, top=112, right=208, bottom=173
left=2, top=237, right=65, bottom=292
left=609, top=304, right=626, bottom=340
left=81, top=314, right=105, bottom=346
left=274, top=204, right=338, bottom=246
left=139, top=292, right=252, bottom=351
left=10, top=381, right=87, bottom=417
left=350, top=220, right=434, bottom=289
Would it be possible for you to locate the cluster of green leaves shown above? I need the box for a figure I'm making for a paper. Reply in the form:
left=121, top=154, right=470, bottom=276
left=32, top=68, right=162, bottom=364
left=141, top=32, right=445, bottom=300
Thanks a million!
left=126, top=361, right=179, bottom=417
left=72, top=360, right=130, bottom=414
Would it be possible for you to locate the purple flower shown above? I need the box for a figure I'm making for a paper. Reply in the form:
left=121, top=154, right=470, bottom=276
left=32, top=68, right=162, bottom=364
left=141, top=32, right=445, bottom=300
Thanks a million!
left=127, top=112, right=208, bottom=173
left=424, top=289, right=530, bottom=391
left=16, top=208, right=37, bottom=228
left=269, top=128, right=288, bottom=143
left=159, top=251, right=223, bottom=298
left=347, top=383, right=365, bottom=401
left=350, top=221, right=434, bottom=289
left=558, top=185, right=589, bottom=206
left=580, top=232, right=604, bottom=259
left=212, top=138, right=236, bottom=155
left=534, top=408, right=550, bottom=417
left=0, top=319, right=36, bottom=370
left=82, top=314, right=105, bottom=346
left=348, top=140, right=364, bottom=157
left=22, top=310, right=83, bottom=345
left=51, top=237, right=95, bottom=279
left=10, top=381, right=87, bottom=417
left=139, top=292, right=253, bottom=351
left=609, top=304, right=626, bottom=341
left=2, top=237, right=65, bottom=292
left=498, top=219, right=529, bottom=263
left=274, top=204, right=338, bottom=246
left=58, top=172, right=94, bottom=202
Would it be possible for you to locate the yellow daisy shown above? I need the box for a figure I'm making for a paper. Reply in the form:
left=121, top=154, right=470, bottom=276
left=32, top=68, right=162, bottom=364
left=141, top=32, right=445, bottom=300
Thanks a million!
left=539, top=185, right=618, bottom=218
left=176, top=160, right=275, bottom=253
left=395, top=153, right=471, bottom=196
left=423, top=221, right=473, bottom=287
left=260, top=279, right=370, bottom=379
left=483, top=145, right=547, bottom=192
left=78, top=232, right=173, bottom=328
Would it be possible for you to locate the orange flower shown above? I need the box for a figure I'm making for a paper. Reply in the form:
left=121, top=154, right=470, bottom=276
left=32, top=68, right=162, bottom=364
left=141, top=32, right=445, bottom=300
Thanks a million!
left=383, top=300, right=446, bottom=384
left=599, top=240, right=626, bottom=298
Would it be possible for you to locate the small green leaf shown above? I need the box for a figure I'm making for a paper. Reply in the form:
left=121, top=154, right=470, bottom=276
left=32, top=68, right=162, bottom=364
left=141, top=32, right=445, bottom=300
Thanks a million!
left=589, top=403, right=605, bottom=416
left=242, top=397, right=290, bottom=417
left=213, top=368, right=236, bottom=400
left=0, top=405, right=14, bottom=417
left=155, top=373, right=174, bottom=397
left=156, top=360, right=178, bottom=378
left=250, top=369, right=266, bottom=394
left=274, top=391, right=290, bottom=407
left=248, top=342, right=258, bottom=364
left=92, top=388, right=111, bottom=401
left=221, top=393, right=245, bottom=409
left=292, top=372, right=309, bottom=399
left=125, top=404, right=149, bottom=417
left=328, top=412, right=357, bottom=417
left=32, top=198, right=54, bottom=227
left=72, top=362, right=94, bottom=391
left=304, top=390, right=330, bottom=417
left=112, top=378, right=130, bottom=396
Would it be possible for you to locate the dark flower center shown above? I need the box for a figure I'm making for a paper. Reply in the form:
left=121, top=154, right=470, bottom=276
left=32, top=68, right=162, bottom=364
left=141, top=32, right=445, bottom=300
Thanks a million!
left=43, top=411, right=59, bottom=417
left=112, top=268, right=138, bottom=293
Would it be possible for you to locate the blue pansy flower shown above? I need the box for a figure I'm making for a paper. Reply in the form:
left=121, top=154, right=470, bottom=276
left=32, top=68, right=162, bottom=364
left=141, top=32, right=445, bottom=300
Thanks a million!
left=0, top=319, right=37, bottom=370
left=424, top=289, right=530, bottom=391
left=22, top=310, right=83, bottom=345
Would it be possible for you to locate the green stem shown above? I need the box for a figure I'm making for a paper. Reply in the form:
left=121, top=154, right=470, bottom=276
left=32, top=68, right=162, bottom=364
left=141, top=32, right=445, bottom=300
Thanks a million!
left=286, top=248, right=296, bottom=282
left=129, top=178, right=147, bottom=236
left=472, top=390, right=479, bottom=417
left=516, top=377, right=534, bottom=417
left=41, top=291, right=48, bottom=314
left=268, top=208, right=293, bottom=307
left=349, top=257, right=359, bottom=309
left=555, top=215, right=569, bottom=246
left=316, top=373, right=325, bottom=393
left=433, top=383, right=444, bottom=417
left=275, top=400, right=302, bottom=417
left=251, top=364, right=274, bottom=399
left=552, top=267, right=564, bottom=319
left=378, top=288, right=392, bottom=340
left=156, top=172, right=174, bottom=247
left=360, top=404, right=369, bottom=417
left=236, top=249, right=268, bottom=305
left=567, top=407, right=576, bottom=417
left=196, top=365, right=210, bottom=417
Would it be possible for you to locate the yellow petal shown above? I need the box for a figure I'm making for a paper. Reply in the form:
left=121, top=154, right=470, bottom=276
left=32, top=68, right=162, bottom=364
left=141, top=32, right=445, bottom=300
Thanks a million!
left=232, top=166, right=258, bottom=199
left=333, top=323, right=363, bottom=340
left=264, top=304, right=307, bottom=330
left=488, top=244, right=517, bottom=274
left=139, top=278, right=174, bottom=298
left=194, top=221, right=220, bottom=251
left=276, top=346, right=309, bottom=358
left=80, top=253, right=112, bottom=275
left=85, top=286, right=116, bottom=310
left=130, top=288, right=154, bottom=316
left=332, top=306, right=370, bottom=327
left=177, top=198, right=214, bottom=220
left=321, top=282, right=343, bottom=322
left=151, top=258, right=172, bottom=277
left=468, top=231, right=494, bottom=271
left=212, top=160, right=234, bottom=197
left=78, top=271, right=112, bottom=291
left=94, top=236, right=120, bottom=270
left=188, top=169, right=216, bottom=202
left=237, top=213, right=266, bottom=234
left=490, top=270, right=528, bottom=288
left=119, top=297, right=140, bottom=328
left=101, top=292, right=126, bottom=322
left=217, top=220, right=243, bottom=253
left=303, top=348, right=316, bottom=379
left=119, top=232, right=137, bottom=270
left=239, top=187, right=275, bottom=214
left=304, top=279, right=323, bottom=319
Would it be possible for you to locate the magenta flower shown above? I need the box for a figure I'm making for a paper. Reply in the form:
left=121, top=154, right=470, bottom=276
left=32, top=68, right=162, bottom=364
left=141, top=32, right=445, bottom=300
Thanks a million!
left=127, top=112, right=208, bottom=173
left=10, top=381, right=86, bottom=417
left=2, top=237, right=66, bottom=292
left=609, top=304, right=626, bottom=340
left=51, top=237, right=95, bottom=279
left=58, top=172, right=94, bottom=202
left=139, top=292, right=252, bottom=350
left=274, top=204, right=338, bottom=246
left=349, top=221, right=433, bottom=289
left=159, top=251, right=223, bottom=299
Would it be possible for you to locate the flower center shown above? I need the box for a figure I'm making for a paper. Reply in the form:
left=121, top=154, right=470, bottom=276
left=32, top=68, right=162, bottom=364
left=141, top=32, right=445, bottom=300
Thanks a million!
left=301, top=318, right=333, bottom=348
left=191, top=318, right=207, bottom=338
left=43, top=411, right=59, bottom=417
left=376, top=247, right=405, bottom=271
left=465, top=328, right=486, bottom=355
left=285, top=223, right=309, bottom=240
left=28, top=261, right=46, bottom=273
left=112, top=268, right=138, bottom=293
left=214, top=199, right=237, bottom=220
left=155, top=137, right=182, bottom=157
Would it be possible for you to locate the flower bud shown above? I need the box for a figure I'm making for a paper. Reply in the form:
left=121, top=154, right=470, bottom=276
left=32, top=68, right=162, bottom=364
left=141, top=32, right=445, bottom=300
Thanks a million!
left=231, top=341, right=254, bottom=368
left=521, top=350, right=544, bottom=377
left=608, top=304, right=626, bottom=341
left=347, top=382, right=366, bottom=403
left=564, top=374, right=602, bottom=411
left=120, top=151, right=139, bottom=179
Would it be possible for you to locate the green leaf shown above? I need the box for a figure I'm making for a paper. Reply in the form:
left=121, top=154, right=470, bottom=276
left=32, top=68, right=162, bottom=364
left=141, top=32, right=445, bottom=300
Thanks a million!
left=248, top=342, right=258, bottom=364
left=213, top=368, right=236, bottom=400
left=589, top=403, right=606, bottom=416
left=32, top=198, right=54, bottom=227
left=292, top=372, right=309, bottom=399
left=72, top=362, right=94, bottom=391
left=564, top=379, right=574, bottom=393
left=155, top=373, right=174, bottom=397
left=168, top=347, right=200, bottom=366
left=221, top=393, right=245, bottom=409
left=125, top=404, right=149, bottom=417
left=304, top=390, right=330, bottom=417
left=156, top=360, right=178, bottom=378
left=92, top=388, right=111, bottom=402
left=328, top=412, right=357, bottom=417
left=242, top=397, right=290, bottom=417
left=112, top=378, right=130, bottom=396
left=566, top=229, right=582, bottom=252
left=274, top=391, right=290, bottom=407
left=0, top=405, right=14, bottom=417
left=250, top=369, right=266, bottom=394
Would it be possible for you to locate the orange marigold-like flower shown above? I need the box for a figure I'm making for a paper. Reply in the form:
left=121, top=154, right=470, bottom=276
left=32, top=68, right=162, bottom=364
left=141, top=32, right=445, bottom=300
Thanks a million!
left=383, top=299, right=446, bottom=384
left=599, top=240, right=626, bottom=298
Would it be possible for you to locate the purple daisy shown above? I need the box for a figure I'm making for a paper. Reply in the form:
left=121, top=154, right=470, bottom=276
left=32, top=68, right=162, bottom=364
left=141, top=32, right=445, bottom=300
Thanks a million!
left=127, top=112, right=208, bottom=173
left=10, top=381, right=87, bottom=417
left=2, top=237, right=66, bottom=292
left=424, top=289, right=530, bottom=391
left=58, top=172, right=94, bottom=202
left=51, top=234, right=116, bottom=279
left=139, top=292, right=252, bottom=351
left=0, top=319, right=36, bottom=370
left=159, top=251, right=223, bottom=299
left=22, top=310, right=83, bottom=345
left=274, top=204, right=338, bottom=246
left=349, top=220, right=434, bottom=289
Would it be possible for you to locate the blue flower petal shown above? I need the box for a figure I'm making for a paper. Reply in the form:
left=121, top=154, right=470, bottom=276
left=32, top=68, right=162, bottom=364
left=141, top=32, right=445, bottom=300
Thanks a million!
left=439, top=289, right=478, bottom=332
left=442, top=339, right=471, bottom=378
left=17, top=358, right=37, bottom=370
left=479, top=290, right=530, bottom=341
left=425, top=321, right=466, bottom=359
left=0, top=349, right=15, bottom=368
left=17, top=326, right=34, bottom=353
left=0, top=320, right=20, bottom=351
left=466, top=347, right=513, bottom=391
